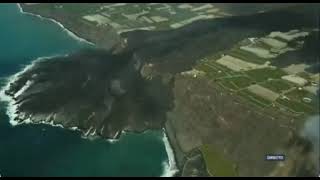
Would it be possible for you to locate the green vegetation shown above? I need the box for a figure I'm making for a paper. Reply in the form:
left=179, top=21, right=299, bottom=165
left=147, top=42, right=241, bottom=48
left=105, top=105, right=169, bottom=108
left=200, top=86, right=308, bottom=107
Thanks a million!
left=200, top=144, right=237, bottom=177
left=245, top=68, right=287, bottom=83
left=229, top=76, right=254, bottom=89
left=196, top=31, right=317, bottom=115
left=109, top=13, right=126, bottom=22
left=219, top=76, right=254, bottom=90
left=115, top=5, right=142, bottom=14
left=207, top=61, right=239, bottom=76
left=286, top=88, right=315, bottom=100
left=219, top=79, right=238, bottom=90
left=195, top=60, right=238, bottom=79
left=60, top=3, right=103, bottom=14
left=195, top=63, right=228, bottom=79
left=147, top=3, right=164, bottom=9
left=28, top=3, right=223, bottom=32
left=276, top=98, right=315, bottom=114
left=171, top=6, right=193, bottom=19
left=260, top=79, right=293, bottom=93
left=237, top=89, right=272, bottom=108
left=227, top=48, right=267, bottom=65
left=30, top=3, right=104, bottom=16
left=285, top=89, right=318, bottom=106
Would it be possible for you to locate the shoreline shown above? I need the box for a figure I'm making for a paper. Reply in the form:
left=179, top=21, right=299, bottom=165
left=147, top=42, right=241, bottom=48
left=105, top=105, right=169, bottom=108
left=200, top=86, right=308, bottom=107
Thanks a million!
left=0, top=57, right=120, bottom=144
left=16, top=3, right=94, bottom=46
left=2, top=4, right=180, bottom=177
left=161, top=128, right=180, bottom=177
left=0, top=55, right=55, bottom=126
left=0, top=56, right=179, bottom=176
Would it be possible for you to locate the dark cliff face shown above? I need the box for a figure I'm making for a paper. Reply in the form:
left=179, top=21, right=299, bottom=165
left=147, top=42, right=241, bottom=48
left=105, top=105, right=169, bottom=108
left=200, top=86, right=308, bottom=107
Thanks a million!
left=6, top=49, right=174, bottom=138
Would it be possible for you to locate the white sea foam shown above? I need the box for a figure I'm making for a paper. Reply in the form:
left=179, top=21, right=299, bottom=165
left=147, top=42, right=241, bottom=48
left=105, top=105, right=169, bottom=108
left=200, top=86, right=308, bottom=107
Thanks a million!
left=161, top=128, right=179, bottom=177
left=107, top=138, right=119, bottom=144
left=16, top=3, right=94, bottom=46
left=0, top=4, right=124, bottom=146
left=0, top=88, right=18, bottom=126
left=0, top=55, right=64, bottom=127
left=70, top=126, right=79, bottom=131
left=79, top=127, right=121, bottom=142
left=0, top=63, right=35, bottom=126
left=24, top=118, right=32, bottom=124
left=37, top=120, right=81, bottom=132
left=14, top=80, right=33, bottom=98
left=48, top=120, right=64, bottom=128
left=106, top=131, right=121, bottom=143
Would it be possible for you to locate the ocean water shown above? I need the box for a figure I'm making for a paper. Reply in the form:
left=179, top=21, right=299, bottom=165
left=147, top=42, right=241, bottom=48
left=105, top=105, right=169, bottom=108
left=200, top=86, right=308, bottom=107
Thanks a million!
left=0, top=4, right=170, bottom=177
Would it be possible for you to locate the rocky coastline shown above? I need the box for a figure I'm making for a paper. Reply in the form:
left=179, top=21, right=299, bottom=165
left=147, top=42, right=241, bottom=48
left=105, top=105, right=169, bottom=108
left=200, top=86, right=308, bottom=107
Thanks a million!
left=3, top=3, right=319, bottom=176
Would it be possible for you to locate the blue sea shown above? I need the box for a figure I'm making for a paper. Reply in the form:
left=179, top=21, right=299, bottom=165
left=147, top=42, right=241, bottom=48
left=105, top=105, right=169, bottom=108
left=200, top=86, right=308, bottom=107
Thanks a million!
left=0, top=4, right=171, bottom=177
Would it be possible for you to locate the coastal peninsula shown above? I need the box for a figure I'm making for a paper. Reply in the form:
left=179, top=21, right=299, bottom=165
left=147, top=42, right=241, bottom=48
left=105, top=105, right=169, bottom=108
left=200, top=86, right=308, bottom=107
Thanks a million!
left=2, top=3, right=319, bottom=177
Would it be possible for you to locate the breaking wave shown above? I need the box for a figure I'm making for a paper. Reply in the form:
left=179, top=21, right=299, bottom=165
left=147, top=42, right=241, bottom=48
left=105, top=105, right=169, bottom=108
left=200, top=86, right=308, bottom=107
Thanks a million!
left=0, top=55, right=62, bottom=126
left=161, top=128, right=179, bottom=177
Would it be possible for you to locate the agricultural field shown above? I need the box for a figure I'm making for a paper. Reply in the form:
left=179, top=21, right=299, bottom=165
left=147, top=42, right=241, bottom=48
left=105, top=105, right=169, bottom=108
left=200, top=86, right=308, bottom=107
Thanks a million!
left=23, top=3, right=232, bottom=34
left=237, top=89, right=273, bottom=108
left=247, top=84, right=279, bottom=101
left=195, top=59, right=236, bottom=78
left=219, top=76, right=254, bottom=90
left=194, top=29, right=319, bottom=115
left=285, top=88, right=318, bottom=105
left=245, top=68, right=287, bottom=83
left=276, top=98, right=315, bottom=114
left=80, top=3, right=228, bottom=32
left=259, top=79, right=294, bottom=93
left=227, top=48, right=267, bottom=65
